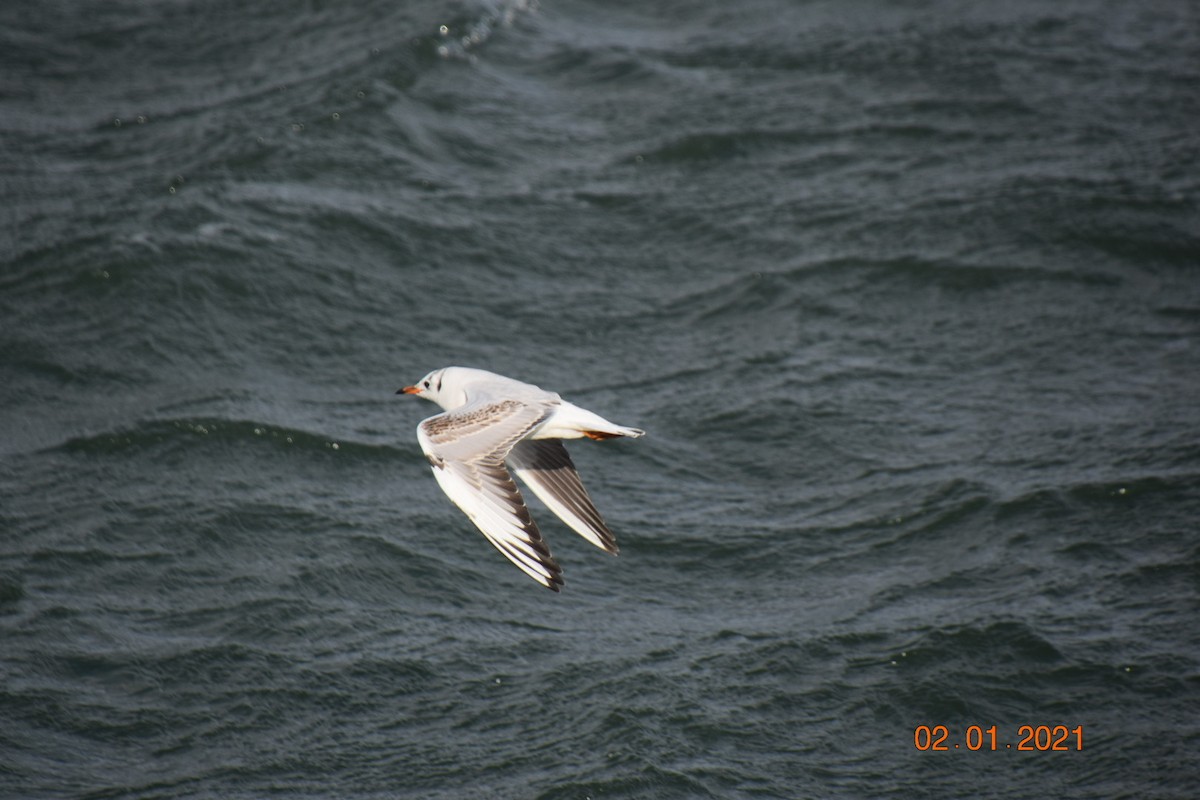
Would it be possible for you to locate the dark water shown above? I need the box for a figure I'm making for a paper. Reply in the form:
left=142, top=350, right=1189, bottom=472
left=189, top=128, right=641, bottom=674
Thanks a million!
left=3, top=0, right=1199, bottom=797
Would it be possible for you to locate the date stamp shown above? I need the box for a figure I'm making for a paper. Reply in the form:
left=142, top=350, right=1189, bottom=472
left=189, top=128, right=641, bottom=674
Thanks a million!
left=914, top=725, right=1083, bottom=751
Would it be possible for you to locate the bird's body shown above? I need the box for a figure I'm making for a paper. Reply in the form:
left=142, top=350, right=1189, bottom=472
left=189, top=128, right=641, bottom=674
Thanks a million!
left=398, top=367, right=643, bottom=591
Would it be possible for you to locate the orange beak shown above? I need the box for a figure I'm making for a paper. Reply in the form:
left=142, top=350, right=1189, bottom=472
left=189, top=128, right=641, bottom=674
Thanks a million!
left=397, top=385, right=422, bottom=395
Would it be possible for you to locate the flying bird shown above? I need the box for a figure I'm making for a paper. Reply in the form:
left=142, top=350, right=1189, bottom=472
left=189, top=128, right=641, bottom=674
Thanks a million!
left=398, top=367, right=644, bottom=591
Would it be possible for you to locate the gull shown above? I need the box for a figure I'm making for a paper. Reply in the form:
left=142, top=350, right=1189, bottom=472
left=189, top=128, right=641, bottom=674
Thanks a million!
left=398, top=367, right=644, bottom=591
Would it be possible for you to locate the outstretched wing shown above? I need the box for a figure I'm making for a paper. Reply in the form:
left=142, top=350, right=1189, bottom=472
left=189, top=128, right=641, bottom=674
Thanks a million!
left=417, top=399, right=563, bottom=590
left=507, top=439, right=619, bottom=555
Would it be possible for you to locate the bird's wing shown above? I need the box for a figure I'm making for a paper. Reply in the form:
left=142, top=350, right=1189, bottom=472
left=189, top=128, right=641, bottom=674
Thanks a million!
left=418, top=398, right=563, bottom=590
left=507, top=439, right=619, bottom=555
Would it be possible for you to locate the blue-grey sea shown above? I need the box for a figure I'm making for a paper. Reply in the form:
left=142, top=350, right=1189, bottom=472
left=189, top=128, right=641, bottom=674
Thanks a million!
left=3, top=1, right=1199, bottom=797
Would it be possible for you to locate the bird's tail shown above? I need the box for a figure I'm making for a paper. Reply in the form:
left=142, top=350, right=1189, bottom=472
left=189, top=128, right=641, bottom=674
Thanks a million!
left=583, top=425, right=644, bottom=440
left=539, top=401, right=646, bottom=441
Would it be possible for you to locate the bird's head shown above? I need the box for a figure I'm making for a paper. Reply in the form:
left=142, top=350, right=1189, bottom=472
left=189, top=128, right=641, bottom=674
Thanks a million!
left=397, top=367, right=471, bottom=410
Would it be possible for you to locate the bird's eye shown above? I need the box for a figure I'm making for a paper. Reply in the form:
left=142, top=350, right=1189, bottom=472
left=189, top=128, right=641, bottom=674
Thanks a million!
left=423, top=380, right=431, bottom=389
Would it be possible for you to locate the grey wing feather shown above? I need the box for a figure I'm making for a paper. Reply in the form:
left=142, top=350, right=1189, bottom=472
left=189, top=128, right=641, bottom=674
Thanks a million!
left=419, top=398, right=547, bottom=463
left=507, top=439, right=619, bottom=555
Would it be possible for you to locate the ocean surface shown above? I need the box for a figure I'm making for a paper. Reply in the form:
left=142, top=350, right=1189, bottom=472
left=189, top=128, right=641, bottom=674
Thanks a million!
left=2, top=0, right=1198, bottom=797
